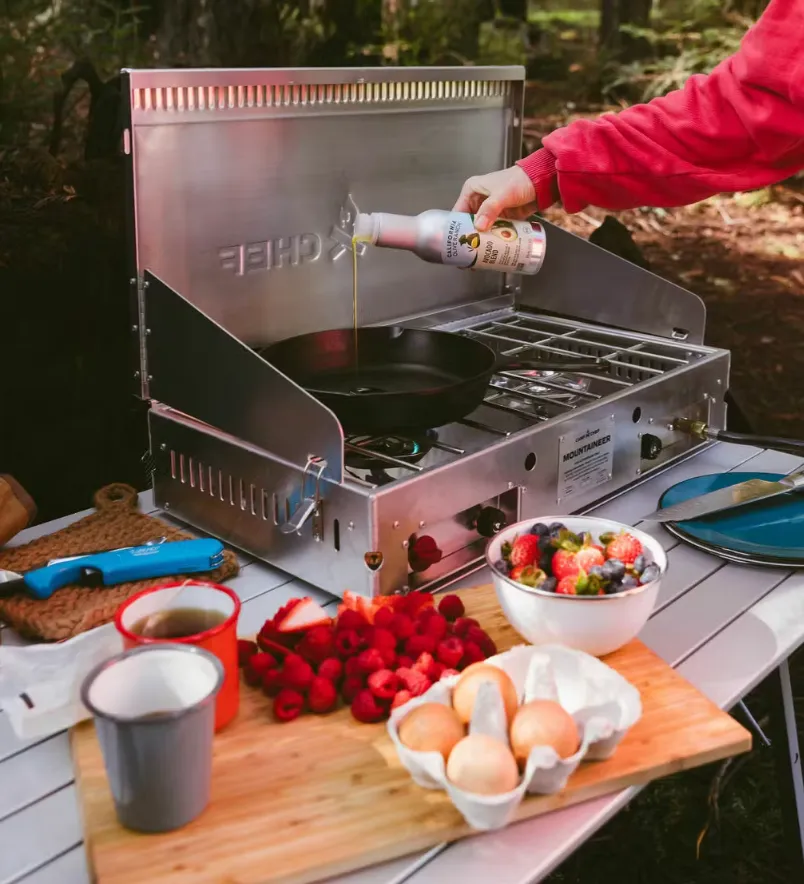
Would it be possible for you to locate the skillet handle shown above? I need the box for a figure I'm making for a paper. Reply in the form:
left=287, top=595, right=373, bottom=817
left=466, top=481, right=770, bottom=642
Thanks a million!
left=493, top=354, right=609, bottom=374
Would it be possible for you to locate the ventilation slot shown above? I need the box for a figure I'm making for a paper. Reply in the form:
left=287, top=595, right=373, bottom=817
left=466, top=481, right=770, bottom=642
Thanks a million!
left=333, top=519, right=341, bottom=552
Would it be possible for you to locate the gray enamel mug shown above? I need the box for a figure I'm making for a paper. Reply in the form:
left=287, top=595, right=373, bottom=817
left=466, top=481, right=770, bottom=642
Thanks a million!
left=80, top=643, right=223, bottom=833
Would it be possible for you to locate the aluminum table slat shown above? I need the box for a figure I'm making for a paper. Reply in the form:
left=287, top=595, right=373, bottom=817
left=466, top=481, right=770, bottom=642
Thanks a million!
left=0, top=445, right=801, bottom=884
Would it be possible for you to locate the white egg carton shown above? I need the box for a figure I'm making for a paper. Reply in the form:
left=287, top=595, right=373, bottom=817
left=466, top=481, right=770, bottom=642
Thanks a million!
left=387, top=644, right=642, bottom=831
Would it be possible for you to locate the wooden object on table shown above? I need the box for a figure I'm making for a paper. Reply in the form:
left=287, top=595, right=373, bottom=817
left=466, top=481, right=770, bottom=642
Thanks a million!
left=0, top=483, right=238, bottom=641
left=72, top=583, right=751, bottom=884
left=0, top=474, right=37, bottom=547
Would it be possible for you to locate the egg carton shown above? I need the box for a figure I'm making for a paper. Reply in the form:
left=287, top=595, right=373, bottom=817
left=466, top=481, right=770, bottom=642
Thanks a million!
left=387, top=644, right=642, bottom=831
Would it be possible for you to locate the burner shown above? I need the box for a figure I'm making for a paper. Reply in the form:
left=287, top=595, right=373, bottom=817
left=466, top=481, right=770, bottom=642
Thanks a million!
left=491, top=368, right=591, bottom=404
left=344, top=430, right=437, bottom=471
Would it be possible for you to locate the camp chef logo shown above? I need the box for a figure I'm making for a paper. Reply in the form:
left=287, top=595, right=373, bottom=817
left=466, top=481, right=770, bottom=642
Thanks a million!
left=217, top=194, right=365, bottom=275
left=562, top=426, right=612, bottom=463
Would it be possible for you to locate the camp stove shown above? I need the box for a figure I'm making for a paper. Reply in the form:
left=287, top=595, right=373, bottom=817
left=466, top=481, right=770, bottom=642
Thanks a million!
left=123, top=65, right=731, bottom=598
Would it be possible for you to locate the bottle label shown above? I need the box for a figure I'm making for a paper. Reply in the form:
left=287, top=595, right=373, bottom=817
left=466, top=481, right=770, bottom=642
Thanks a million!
left=442, top=215, right=545, bottom=273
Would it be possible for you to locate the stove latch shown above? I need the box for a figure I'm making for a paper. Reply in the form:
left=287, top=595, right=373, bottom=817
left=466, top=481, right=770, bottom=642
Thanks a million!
left=280, top=456, right=326, bottom=541
left=463, top=505, right=508, bottom=538
left=408, top=535, right=443, bottom=573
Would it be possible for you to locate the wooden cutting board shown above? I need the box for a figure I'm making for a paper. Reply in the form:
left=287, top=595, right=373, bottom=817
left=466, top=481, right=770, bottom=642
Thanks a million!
left=71, top=584, right=751, bottom=884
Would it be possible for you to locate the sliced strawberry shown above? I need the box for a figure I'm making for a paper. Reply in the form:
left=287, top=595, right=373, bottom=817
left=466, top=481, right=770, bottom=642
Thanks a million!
left=277, top=598, right=333, bottom=633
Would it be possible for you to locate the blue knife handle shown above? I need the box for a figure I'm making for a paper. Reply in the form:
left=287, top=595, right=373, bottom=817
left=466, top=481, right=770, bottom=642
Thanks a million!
left=23, top=539, right=225, bottom=600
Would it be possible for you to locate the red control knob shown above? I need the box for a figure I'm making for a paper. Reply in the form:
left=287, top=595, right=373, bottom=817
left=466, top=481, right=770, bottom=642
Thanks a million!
left=408, top=534, right=443, bottom=573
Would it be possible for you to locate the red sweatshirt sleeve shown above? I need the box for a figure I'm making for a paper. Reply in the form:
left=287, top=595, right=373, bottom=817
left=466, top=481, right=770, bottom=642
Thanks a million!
left=517, top=0, right=804, bottom=213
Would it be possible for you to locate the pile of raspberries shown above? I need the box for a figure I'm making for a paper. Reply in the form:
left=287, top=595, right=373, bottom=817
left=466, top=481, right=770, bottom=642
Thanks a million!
left=237, top=591, right=497, bottom=724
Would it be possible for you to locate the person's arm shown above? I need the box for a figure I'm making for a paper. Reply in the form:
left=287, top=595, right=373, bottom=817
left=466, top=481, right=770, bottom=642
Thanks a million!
left=456, top=0, right=804, bottom=227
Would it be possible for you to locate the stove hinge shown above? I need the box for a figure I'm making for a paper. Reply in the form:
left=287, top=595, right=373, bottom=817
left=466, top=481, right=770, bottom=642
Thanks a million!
left=131, top=274, right=150, bottom=400
left=281, top=455, right=327, bottom=542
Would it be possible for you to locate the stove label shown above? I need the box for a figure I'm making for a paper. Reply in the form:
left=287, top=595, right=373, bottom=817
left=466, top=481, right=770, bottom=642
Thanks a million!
left=557, top=418, right=615, bottom=502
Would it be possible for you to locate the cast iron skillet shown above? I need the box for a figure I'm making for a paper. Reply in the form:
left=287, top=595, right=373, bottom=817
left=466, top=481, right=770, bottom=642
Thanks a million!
left=258, top=327, right=607, bottom=435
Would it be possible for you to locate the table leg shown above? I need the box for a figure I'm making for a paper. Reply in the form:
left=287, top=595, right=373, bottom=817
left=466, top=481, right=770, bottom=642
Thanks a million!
left=766, top=659, right=804, bottom=873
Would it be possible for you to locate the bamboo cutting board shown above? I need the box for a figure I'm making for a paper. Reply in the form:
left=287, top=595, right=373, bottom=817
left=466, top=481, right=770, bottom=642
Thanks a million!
left=71, top=584, right=751, bottom=884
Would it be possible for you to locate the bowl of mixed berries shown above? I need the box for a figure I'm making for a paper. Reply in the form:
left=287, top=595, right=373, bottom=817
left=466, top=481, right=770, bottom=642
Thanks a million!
left=485, top=516, right=667, bottom=657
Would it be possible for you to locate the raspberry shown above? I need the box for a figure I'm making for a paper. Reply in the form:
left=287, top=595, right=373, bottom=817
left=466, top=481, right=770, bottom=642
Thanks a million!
left=356, top=648, right=385, bottom=674
left=391, top=690, right=413, bottom=711
left=243, top=652, right=276, bottom=686
left=357, top=625, right=375, bottom=650
left=419, top=613, right=448, bottom=643
left=341, top=675, right=364, bottom=705
left=282, top=656, right=314, bottom=693
left=396, top=667, right=431, bottom=697
left=273, top=689, right=305, bottom=722
left=297, top=625, right=335, bottom=665
left=337, top=609, right=367, bottom=632
left=436, top=636, right=464, bottom=669
left=237, top=639, right=259, bottom=668
left=431, top=661, right=445, bottom=681
left=437, top=594, right=465, bottom=622
left=372, top=627, right=397, bottom=652
left=351, top=689, right=387, bottom=723
left=413, top=652, right=439, bottom=680
left=367, top=669, right=399, bottom=701
left=344, top=656, right=365, bottom=679
left=262, top=667, right=284, bottom=697
left=397, top=655, right=414, bottom=669
left=440, top=668, right=460, bottom=680
left=317, top=657, right=343, bottom=684
left=389, top=613, right=415, bottom=642
left=461, top=641, right=485, bottom=667
left=404, top=633, right=436, bottom=658
left=373, top=607, right=396, bottom=630
left=335, top=629, right=361, bottom=659
left=465, top=626, right=497, bottom=658
left=453, top=617, right=480, bottom=638
left=308, top=676, right=338, bottom=714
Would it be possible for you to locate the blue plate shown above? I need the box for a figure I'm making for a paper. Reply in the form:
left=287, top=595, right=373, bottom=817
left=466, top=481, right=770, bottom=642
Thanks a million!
left=658, top=472, right=804, bottom=565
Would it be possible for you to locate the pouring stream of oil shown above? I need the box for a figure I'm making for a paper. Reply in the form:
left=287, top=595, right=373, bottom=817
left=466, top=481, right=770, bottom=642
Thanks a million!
left=351, top=233, right=371, bottom=374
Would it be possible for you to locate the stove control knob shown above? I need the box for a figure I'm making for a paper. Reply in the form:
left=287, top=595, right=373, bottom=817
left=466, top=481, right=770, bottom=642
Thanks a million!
left=641, top=433, right=663, bottom=461
left=408, top=535, right=443, bottom=573
left=476, top=506, right=507, bottom=538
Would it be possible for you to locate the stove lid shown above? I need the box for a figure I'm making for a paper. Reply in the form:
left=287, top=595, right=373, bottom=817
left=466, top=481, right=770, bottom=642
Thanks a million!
left=123, top=66, right=525, bottom=397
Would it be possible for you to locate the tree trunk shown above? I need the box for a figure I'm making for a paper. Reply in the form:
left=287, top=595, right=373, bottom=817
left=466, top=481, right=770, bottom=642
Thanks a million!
left=600, top=0, right=652, bottom=57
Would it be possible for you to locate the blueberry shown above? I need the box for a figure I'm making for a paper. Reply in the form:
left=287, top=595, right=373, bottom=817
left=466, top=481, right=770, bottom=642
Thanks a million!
left=604, top=581, right=621, bottom=595
left=632, top=554, right=646, bottom=575
left=540, top=546, right=556, bottom=571
left=602, top=559, right=626, bottom=581
left=589, top=565, right=604, bottom=579
left=548, top=522, right=566, bottom=539
left=641, top=563, right=661, bottom=584
left=529, top=522, right=549, bottom=537
left=494, top=559, right=507, bottom=574
left=621, top=574, right=639, bottom=589
left=541, top=576, right=558, bottom=593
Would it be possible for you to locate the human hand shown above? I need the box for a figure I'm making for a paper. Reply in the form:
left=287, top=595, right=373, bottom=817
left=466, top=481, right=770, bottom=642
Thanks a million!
left=452, top=165, right=538, bottom=232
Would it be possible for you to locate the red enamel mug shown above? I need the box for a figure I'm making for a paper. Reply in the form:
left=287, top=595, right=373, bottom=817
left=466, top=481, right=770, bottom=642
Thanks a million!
left=115, top=581, right=241, bottom=731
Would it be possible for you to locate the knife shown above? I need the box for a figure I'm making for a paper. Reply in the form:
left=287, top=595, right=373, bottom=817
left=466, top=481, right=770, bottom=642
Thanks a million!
left=0, top=538, right=225, bottom=600
left=642, top=468, right=804, bottom=522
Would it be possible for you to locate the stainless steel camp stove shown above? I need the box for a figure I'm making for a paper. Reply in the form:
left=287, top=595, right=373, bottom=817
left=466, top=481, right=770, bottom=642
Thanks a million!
left=123, top=65, right=731, bottom=598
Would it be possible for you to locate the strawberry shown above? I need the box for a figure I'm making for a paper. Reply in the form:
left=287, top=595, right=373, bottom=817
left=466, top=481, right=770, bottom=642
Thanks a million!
left=317, top=657, right=343, bottom=685
left=391, top=690, right=413, bottom=711
left=555, top=571, right=603, bottom=596
left=437, top=594, right=465, bottom=622
left=453, top=617, right=480, bottom=638
left=355, top=648, right=385, bottom=674
left=396, top=667, right=431, bottom=697
left=274, top=689, right=305, bottom=722
left=308, top=676, right=338, bottom=714
left=552, top=548, right=582, bottom=581
left=277, top=598, right=332, bottom=633
left=405, top=633, right=437, bottom=658
left=575, top=544, right=606, bottom=571
left=373, top=607, right=396, bottom=630
left=413, top=652, right=439, bottom=681
left=508, top=534, right=540, bottom=568
left=296, top=625, right=335, bottom=665
left=461, top=641, right=485, bottom=667
left=389, top=613, right=415, bottom=641
left=262, top=667, right=284, bottom=697
left=334, top=629, right=361, bottom=659
left=341, top=675, right=364, bottom=705
left=237, top=639, right=258, bottom=668
left=556, top=575, right=579, bottom=596
left=282, top=655, right=315, bottom=693
left=419, top=613, right=449, bottom=643
left=337, top=609, right=367, bottom=632
left=243, top=652, right=276, bottom=686
left=436, top=636, right=464, bottom=669
left=603, top=531, right=644, bottom=565
left=351, top=689, right=387, bottom=723
left=368, top=669, right=399, bottom=702
left=508, top=565, right=545, bottom=587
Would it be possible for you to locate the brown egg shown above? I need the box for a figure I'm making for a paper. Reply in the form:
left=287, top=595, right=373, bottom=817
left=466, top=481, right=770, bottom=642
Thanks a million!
left=452, top=663, right=519, bottom=726
left=398, top=703, right=465, bottom=761
left=509, top=699, right=580, bottom=765
left=446, top=734, right=520, bottom=795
